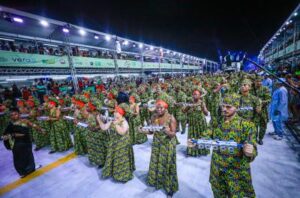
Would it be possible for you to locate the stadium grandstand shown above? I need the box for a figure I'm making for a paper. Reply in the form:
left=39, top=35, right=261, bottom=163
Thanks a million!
left=0, top=5, right=218, bottom=86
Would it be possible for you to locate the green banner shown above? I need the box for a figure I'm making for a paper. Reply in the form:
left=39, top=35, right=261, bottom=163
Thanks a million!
left=0, top=50, right=200, bottom=70
left=0, top=50, right=68, bottom=67
left=117, top=59, right=141, bottom=68
left=73, top=56, right=115, bottom=68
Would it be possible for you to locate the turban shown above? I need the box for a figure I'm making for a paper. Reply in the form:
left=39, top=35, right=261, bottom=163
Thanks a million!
left=108, top=92, right=115, bottom=100
left=241, top=79, right=252, bottom=86
left=115, top=105, right=125, bottom=116
left=156, top=99, right=168, bottom=109
left=88, top=102, right=96, bottom=111
left=222, top=93, right=240, bottom=108
left=76, top=101, right=85, bottom=109
left=49, top=101, right=57, bottom=107
left=17, top=100, right=25, bottom=107
left=83, top=92, right=90, bottom=99
left=26, top=100, right=35, bottom=108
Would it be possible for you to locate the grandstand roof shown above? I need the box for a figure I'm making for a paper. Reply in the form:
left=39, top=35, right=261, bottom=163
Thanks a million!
left=0, top=5, right=214, bottom=63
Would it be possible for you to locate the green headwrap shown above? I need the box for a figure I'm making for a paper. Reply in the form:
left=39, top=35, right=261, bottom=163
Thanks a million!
left=222, top=93, right=240, bottom=108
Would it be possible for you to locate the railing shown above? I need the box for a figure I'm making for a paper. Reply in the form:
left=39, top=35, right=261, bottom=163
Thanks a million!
left=0, top=50, right=200, bottom=72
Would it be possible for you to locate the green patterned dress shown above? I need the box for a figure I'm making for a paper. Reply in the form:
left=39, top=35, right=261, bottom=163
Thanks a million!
left=102, top=118, right=135, bottom=182
left=174, top=90, right=187, bottom=133
left=206, top=89, right=222, bottom=129
left=73, top=110, right=88, bottom=155
left=254, top=86, right=271, bottom=141
left=238, top=94, right=262, bottom=126
left=49, top=108, right=72, bottom=152
left=186, top=100, right=209, bottom=156
left=40, top=103, right=52, bottom=140
left=30, top=108, right=50, bottom=148
left=128, top=103, right=147, bottom=144
left=140, top=92, right=151, bottom=124
left=86, top=113, right=108, bottom=166
left=203, top=115, right=257, bottom=198
left=148, top=112, right=178, bottom=195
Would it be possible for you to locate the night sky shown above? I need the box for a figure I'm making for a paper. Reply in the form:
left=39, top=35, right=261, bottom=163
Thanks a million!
left=1, top=0, right=299, bottom=60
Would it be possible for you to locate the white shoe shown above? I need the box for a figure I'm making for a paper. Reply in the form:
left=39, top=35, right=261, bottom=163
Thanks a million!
left=273, top=135, right=283, bottom=140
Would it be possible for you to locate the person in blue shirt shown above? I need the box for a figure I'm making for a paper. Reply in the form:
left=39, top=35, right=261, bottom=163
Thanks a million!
left=269, top=78, right=288, bottom=140
left=262, top=75, right=273, bottom=93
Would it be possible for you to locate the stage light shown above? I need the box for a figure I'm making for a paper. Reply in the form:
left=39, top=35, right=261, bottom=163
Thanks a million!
left=40, top=20, right=49, bottom=27
left=159, top=48, right=163, bottom=52
left=13, top=17, right=23, bottom=23
left=123, top=40, right=129, bottom=45
left=166, top=50, right=170, bottom=53
left=79, top=29, right=86, bottom=36
left=289, top=20, right=293, bottom=23
left=62, top=28, right=69, bottom=33
left=294, top=12, right=298, bottom=16
left=94, top=35, right=99, bottom=39
left=105, top=35, right=111, bottom=41
left=133, top=44, right=136, bottom=47
left=150, top=46, right=154, bottom=50
left=139, top=43, right=143, bottom=49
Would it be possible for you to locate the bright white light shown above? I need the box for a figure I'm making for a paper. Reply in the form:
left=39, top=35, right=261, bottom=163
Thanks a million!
left=133, top=44, right=136, bottom=47
left=123, top=40, right=129, bottom=45
left=159, top=48, right=163, bottom=52
left=105, top=35, right=111, bottom=41
left=62, top=28, right=69, bottom=33
left=294, top=12, right=298, bottom=16
left=6, top=78, right=27, bottom=82
left=79, top=29, right=86, bottom=36
left=166, top=50, right=170, bottom=53
left=44, top=43, right=58, bottom=47
left=13, top=17, right=23, bottom=23
left=40, top=20, right=49, bottom=27
left=289, top=20, right=293, bottom=23
left=0, top=37, right=14, bottom=42
left=94, top=35, right=99, bottom=39
left=150, top=46, right=154, bottom=50
left=139, top=43, right=143, bottom=49
left=286, top=21, right=290, bottom=25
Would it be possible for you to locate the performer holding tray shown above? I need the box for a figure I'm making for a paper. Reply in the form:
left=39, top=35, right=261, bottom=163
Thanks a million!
left=96, top=105, right=135, bottom=182
left=188, top=93, right=257, bottom=198
left=139, top=99, right=178, bottom=198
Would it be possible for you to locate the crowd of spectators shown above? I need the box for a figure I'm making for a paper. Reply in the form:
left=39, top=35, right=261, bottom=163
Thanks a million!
left=0, top=39, right=182, bottom=64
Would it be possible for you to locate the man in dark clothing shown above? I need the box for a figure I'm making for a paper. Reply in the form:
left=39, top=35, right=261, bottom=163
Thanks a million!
left=2, top=108, right=44, bottom=178
left=117, top=87, right=129, bottom=104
